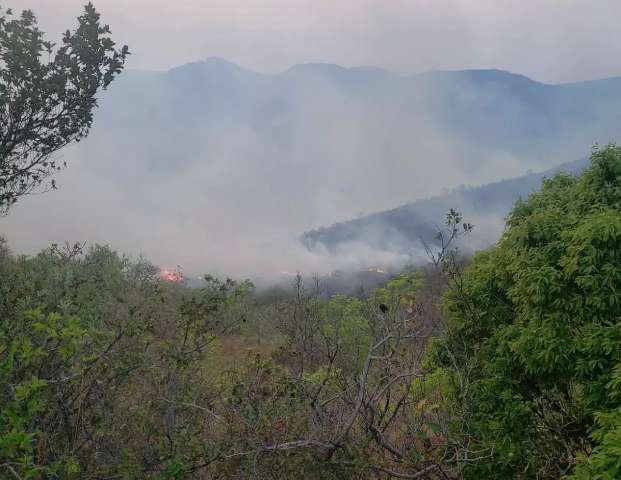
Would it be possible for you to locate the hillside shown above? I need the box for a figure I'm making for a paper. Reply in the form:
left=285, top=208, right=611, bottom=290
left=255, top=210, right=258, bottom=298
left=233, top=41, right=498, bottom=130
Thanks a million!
left=302, top=157, right=589, bottom=255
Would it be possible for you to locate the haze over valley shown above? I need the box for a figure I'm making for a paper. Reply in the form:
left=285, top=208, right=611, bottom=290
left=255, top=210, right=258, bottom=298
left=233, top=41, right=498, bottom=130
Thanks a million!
left=4, top=58, right=621, bottom=278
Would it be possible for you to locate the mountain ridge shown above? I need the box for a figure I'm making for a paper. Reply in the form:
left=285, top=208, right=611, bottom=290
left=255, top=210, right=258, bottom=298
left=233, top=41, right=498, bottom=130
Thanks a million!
left=150, top=58, right=621, bottom=87
left=301, top=157, right=590, bottom=255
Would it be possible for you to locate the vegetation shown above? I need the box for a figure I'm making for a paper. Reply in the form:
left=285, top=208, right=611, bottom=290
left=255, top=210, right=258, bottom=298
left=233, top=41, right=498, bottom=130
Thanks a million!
left=1, top=3, right=621, bottom=479
left=2, top=140, right=621, bottom=478
left=0, top=241, right=458, bottom=478
left=0, top=3, right=128, bottom=214
left=433, top=145, right=621, bottom=479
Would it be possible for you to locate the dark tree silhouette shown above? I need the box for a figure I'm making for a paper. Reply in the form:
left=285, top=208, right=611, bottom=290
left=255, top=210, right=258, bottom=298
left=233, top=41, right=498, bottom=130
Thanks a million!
left=0, top=3, right=128, bottom=214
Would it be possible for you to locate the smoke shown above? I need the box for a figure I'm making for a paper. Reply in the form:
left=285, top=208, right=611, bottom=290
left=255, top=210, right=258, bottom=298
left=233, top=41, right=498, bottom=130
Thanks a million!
left=0, top=60, right=612, bottom=280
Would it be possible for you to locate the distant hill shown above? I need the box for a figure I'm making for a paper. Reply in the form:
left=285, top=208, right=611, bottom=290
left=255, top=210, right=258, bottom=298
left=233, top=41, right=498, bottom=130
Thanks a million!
left=96, top=58, right=621, bottom=168
left=94, top=58, right=621, bottom=190
left=8, top=57, right=621, bottom=274
left=301, top=158, right=589, bottom=255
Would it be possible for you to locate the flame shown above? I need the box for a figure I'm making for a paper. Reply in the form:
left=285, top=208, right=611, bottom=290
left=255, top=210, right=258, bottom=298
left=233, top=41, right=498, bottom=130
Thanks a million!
left=160, top=268, right=184, bottom=282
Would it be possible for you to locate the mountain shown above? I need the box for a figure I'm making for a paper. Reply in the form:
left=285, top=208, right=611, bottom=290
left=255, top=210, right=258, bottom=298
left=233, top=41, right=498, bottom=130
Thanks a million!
left=94, top=59, right=621, bottom=190
left=301, top=158, right=590, bottom=256
left=6, top=58, right=621, bottom=274
left=96, top=59, right=621, bottom=167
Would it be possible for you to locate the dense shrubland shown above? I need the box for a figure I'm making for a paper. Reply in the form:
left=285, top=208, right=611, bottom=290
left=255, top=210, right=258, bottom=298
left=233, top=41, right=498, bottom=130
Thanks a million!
left=0, top=241, right=459, bottom=479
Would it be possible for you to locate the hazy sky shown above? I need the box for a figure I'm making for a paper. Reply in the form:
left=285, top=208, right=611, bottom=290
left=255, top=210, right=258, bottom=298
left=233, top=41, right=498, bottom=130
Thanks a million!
left=19, top=0, right=621, bottom=83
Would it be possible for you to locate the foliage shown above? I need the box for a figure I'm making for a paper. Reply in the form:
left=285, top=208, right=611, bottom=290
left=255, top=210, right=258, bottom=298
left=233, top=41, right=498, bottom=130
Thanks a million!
left=0, top=243, right=250, bottom=478
left=0, top=2, right=128, bottom=213
left=0, top=239, right=458, bottom=478
left=434, top=145, right=621, bottom=478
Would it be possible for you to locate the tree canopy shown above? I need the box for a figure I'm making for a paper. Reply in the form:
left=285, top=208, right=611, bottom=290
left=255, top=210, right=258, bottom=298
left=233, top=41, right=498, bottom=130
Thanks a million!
left=0, top=2, right=128, bottom=214
left=434, top=145, right=621, bottom=479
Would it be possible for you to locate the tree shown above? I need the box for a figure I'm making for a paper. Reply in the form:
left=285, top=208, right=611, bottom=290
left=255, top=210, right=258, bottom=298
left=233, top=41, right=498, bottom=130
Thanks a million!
left=433, top=145, right=621, bottom=479
left=0, top=2, right=128, bottom=214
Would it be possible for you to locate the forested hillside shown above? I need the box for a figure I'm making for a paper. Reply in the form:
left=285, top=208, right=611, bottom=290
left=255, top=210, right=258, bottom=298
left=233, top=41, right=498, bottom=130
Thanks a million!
left=302, top=157, right=588, bottom=255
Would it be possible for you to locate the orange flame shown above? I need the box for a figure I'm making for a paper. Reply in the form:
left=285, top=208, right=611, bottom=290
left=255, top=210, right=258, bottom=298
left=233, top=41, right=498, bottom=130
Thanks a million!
left=160, top=268, right=184, bottom=282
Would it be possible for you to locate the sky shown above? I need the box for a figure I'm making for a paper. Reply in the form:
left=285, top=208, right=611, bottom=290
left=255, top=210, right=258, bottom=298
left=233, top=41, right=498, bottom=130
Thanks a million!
left=17, top=0, right=621, bottom=84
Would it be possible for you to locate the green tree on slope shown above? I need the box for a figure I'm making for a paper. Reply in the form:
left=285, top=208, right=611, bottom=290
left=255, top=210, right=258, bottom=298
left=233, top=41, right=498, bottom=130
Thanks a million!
left=434, top=145, right=621, bottom=478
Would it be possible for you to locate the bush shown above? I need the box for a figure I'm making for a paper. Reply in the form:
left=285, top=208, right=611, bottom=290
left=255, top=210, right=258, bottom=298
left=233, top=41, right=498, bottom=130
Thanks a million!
left=434, top=145, right=621, bottom=478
